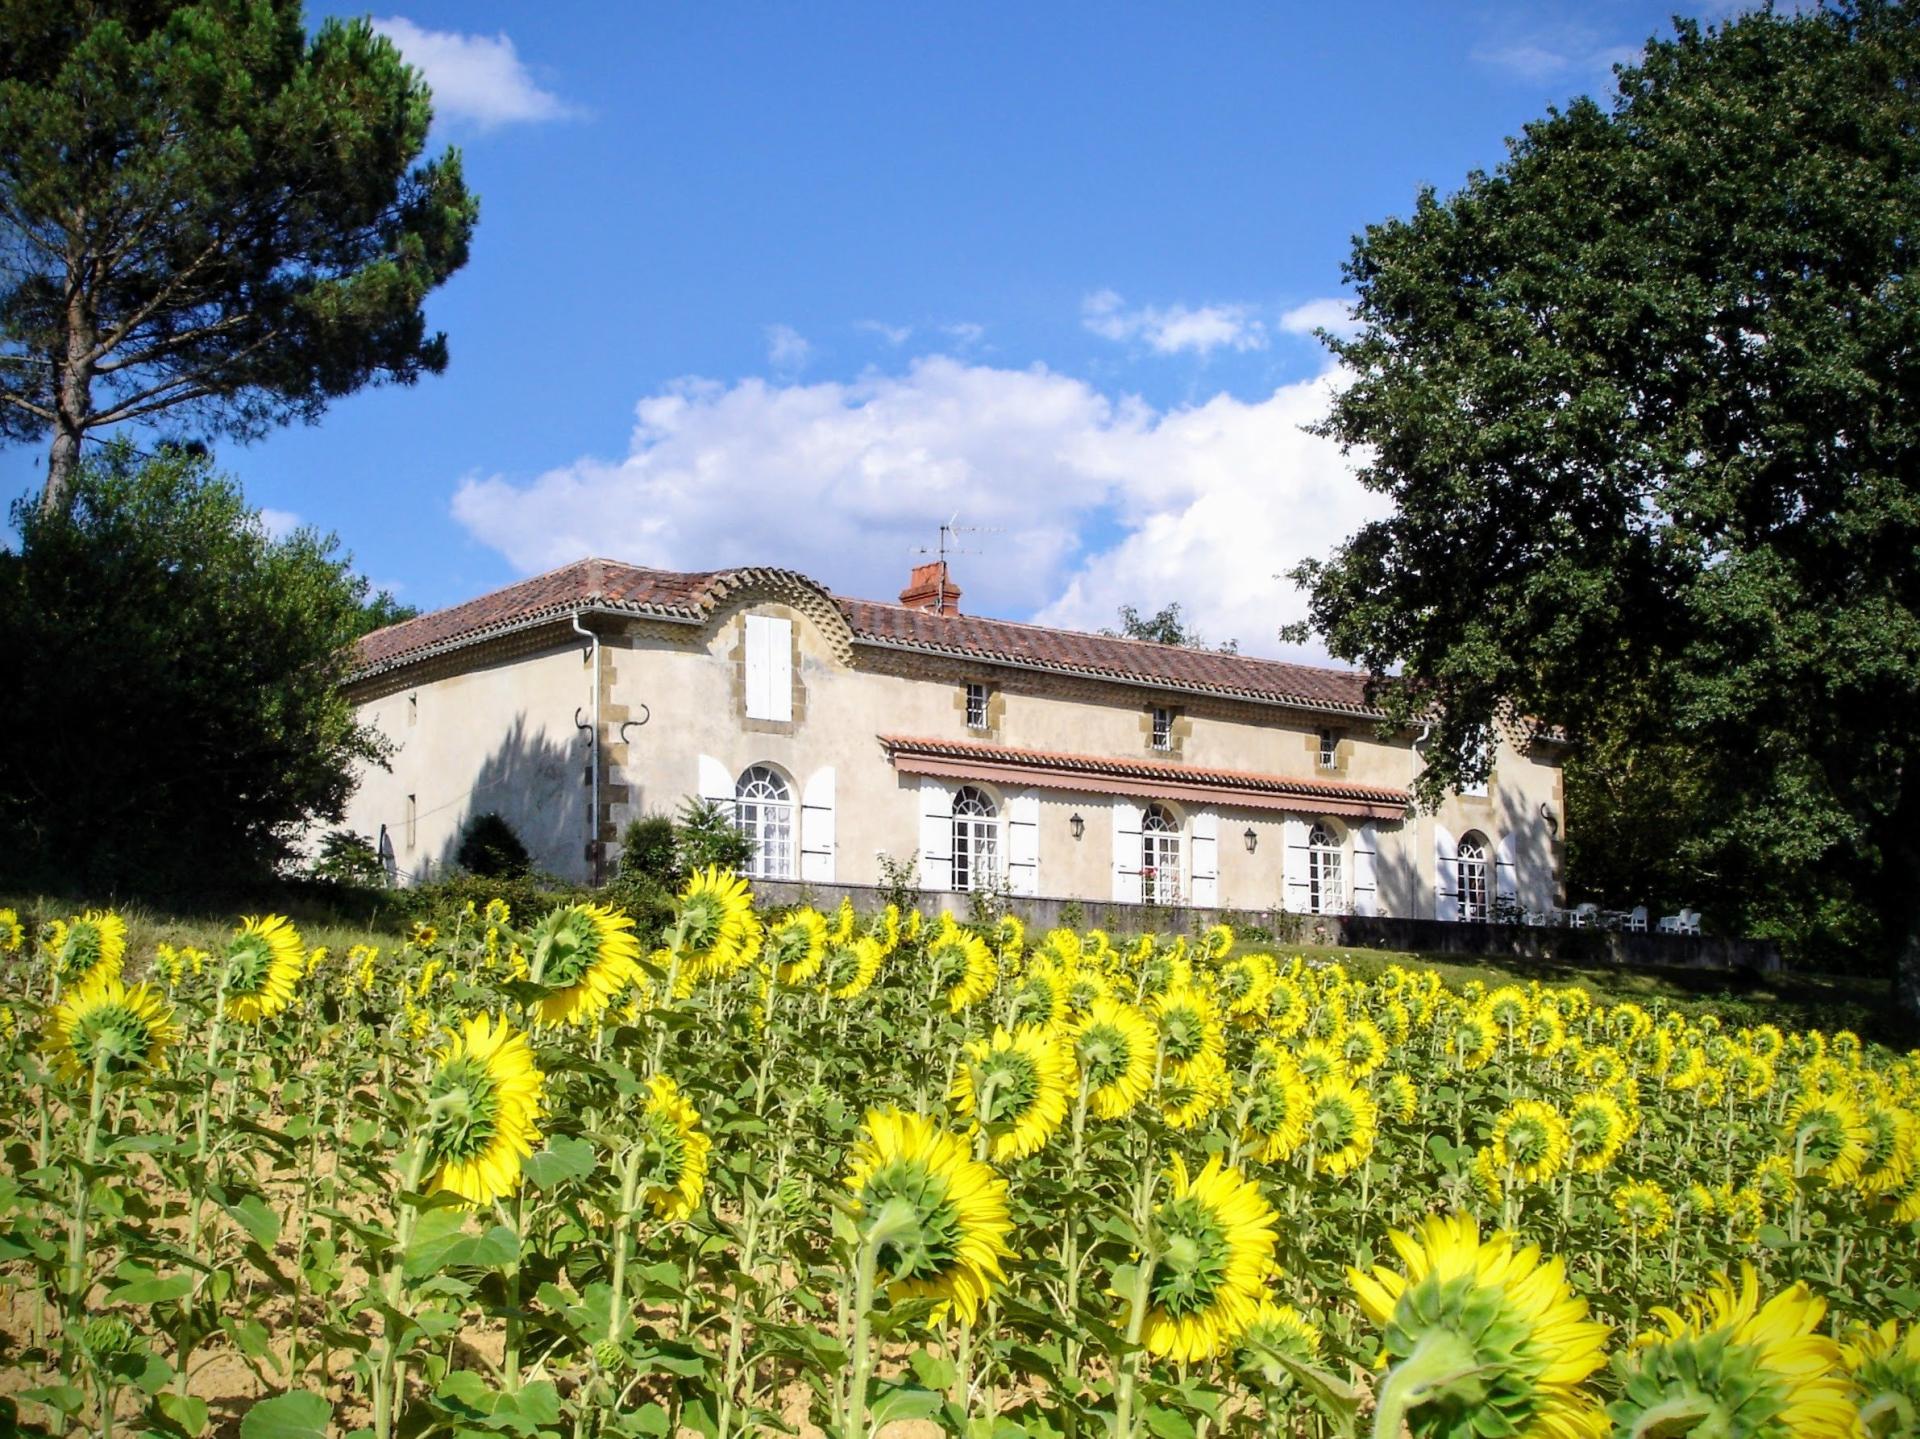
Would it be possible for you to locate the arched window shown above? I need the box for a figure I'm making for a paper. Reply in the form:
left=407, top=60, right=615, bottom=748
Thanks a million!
left=1308, top=821, right=1344, bottom=914
left=952, top=786, right=1000, bottom=892
left=1456, top=832, right=1490, bottom=921
left=1141, top=804, right=1183, bottom=903
left=735, top=765, right=794, bottom=879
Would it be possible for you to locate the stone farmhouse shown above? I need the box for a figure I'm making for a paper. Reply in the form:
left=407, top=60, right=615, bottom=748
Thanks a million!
left=340, top=558, right=1567, bottom=919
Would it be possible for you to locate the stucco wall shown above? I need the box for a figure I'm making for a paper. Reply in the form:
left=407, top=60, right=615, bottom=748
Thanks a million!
left=341, top=587, right=1568, bottom=914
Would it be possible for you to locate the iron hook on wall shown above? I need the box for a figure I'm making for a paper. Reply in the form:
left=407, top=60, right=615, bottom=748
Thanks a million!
left=619, top=704, right=651, bottom=744
left=574, top=706, right=594, bottom=747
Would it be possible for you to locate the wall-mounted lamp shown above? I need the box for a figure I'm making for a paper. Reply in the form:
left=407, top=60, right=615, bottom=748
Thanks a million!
left=1539, top=801, right=1559, bottom=837
left=1070, top=812, right=1085, bottom=840
left=1244, top=827, right=1259, bottom=854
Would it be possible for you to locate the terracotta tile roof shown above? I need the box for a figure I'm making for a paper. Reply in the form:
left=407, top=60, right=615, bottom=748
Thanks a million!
left=840, top=596, right=1380, bottom=716
left=879, top=735, right=1409, bottom=814
left=352, top=557, right=1386, bottom=717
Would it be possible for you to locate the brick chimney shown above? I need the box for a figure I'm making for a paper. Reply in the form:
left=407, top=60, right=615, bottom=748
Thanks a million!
left=899, top=561, right=962, bottom=615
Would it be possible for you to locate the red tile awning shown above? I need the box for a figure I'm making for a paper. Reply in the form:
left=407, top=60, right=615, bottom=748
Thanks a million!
left=880, top=735, right=1410, bottom=821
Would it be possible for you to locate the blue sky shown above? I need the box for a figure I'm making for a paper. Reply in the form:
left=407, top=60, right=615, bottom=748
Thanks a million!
left=3, top=1, right=1735, bottom=659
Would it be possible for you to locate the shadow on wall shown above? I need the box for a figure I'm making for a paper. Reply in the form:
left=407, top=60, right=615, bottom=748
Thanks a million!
left=1495, top=783, right=1558, bottom=913
left=430, top=712, right=585, bottom=881
left=1375, top=824, right=1420, bottom=918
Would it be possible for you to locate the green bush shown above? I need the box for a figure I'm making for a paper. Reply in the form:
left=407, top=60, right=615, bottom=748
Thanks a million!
left=453, top=812, right=531, bottom=879
left=620, top=813, right=678, bottom=882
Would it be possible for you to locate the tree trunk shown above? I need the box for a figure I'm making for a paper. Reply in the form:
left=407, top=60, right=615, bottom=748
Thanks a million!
left=42, top=252, right=95, bottom=515
left=1885, top=779, right=1920, bottom=1034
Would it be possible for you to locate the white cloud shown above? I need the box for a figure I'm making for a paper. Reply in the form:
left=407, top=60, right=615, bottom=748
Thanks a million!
left=1279, top=298, right=1361, bottom=340
left=372, top=18, right=571, bottom=129
left=258, top=507, right=302, bottom=539
left=857, top=321, right=913, bottom=346
left=942, top=322, right=986, bottom=345
left=765, top=324, right=813, bottom=373
left=1082, top=290, right=1267, bottom=356
left=450, top=356, right=1385, bottom=662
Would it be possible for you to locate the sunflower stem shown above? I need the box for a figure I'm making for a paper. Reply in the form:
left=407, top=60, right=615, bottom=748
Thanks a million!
left=372, top=1136, right=431, bottom=1439
left=847, top=1197, right=919, bottom=1439
left=63, top=1050, right=109, bottom=1363
left=1368, top=1328, right=1483, bottom=1439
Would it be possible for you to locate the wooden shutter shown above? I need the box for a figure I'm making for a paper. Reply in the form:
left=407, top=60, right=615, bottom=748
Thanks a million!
left=1189, top=809, right=1219, bottom=907
left=1434, top=824, right=1460, bottom=922
left=919, top=777, right=953, bottom=892
left=1495, top=832, right=1518, bottom=907
left=744, top=615, right=792, bottom=721
left=1351, top=821, right=1379, bottom=916
left=1111, top=799, right=1143, bottom=903
left=800, top=766, right=835, bottom=882
left=1006, top=790, right=1040, bottom=896
left=1283, top=816, right=1312, bottom=912
left=698, top=755, right=733, bottom=810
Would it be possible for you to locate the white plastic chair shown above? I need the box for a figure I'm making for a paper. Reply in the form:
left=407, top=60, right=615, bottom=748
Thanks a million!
left=1570, top=902, right=1599, bottom=928
left=1678, top=908, right=1702, bottom=936
left=1626, top=905, right=1648, bottom=933
left=1657, top=912, right=1684, bottom=934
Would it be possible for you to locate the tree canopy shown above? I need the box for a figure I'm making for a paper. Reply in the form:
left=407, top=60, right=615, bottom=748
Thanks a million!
left=1290, top=1, right=1920, bottom=1005
left=1103, top=602, right=1240, bottom=653
left=0, top=443, right=400, bottom=892
left=0, top=0, right=478, bottom=509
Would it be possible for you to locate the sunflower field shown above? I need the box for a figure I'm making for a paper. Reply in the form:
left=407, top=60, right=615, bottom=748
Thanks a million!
left=2, top=876, right=1918, bottom=1439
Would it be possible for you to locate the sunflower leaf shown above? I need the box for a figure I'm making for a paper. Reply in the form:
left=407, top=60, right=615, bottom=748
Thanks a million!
left=238, top=1390, right=332, bottom=1439
left=521, top=1135, right=596, bottom=1191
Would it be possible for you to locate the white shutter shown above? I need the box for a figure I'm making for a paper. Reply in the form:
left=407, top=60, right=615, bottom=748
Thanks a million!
left=919, top=777, right=953, bottom=893
left=1351, top=821, right=1379, bottom=917
left=1111, top=798, right=1143, bottom=903
left=800, top=767, right=835, bottom=882
left=1189, top=809, right=1219, bottom=907
left=1494, top=832, right=1518, bottom=908
left=744, top=615, right=792, bottom=721
left=698, top=755, right=733, bottom=810
left=1434, top=824, right=1460, bottom=922
left=1283, top=816, right=1312, bottom=913
left=1006, top=790, right=1040, bottom=896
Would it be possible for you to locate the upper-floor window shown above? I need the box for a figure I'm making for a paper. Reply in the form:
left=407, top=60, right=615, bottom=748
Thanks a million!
left=1307, top=821, right=1344, bottom=913
left=952, top=786, right=1000, bottom=892
left=1457, top=831, right=1491, bottom=920
left=735, top=765, right=795, bottom=879
left=1141, top=803, right=1182, bottom=903
left=1151, top=706, right=1173, bottom=751
left=1318, top=728, right=1338, bottom=769
left=965, top=682, right=989, bottom=730
left=744, top=614, right=793, bottom=722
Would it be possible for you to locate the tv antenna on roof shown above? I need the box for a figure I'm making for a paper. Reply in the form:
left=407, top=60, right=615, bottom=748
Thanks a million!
left=910, top=514, right=1001, bottom=615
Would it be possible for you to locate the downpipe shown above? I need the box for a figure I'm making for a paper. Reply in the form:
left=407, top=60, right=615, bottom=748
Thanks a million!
left=572, top=611, right=601, bottom=883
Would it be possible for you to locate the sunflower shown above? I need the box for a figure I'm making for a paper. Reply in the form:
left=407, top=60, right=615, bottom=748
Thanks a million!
left=221, top=915, right=305, bottom=1023
left=1785, top=1090, right=1871, bottom=1185
left=818, top=937, right=885, bottom=1000
left=1214, top=951, right=1276, bottom=1021
left=0, top=907, right=23, bottom=954
left=1340, top=1016, right=1387, bottom=1078
left=1446, top=1008, right=1498, bottom=1072
left=1071, top=997, right=1158, bottom=1120
left=1380, top=1071, right=1419, bottom=1125
left=1856, top=1102, right=1917, bottom=1197
left=1201, top=923, right=1235, bottom=963
left=1565, top=1093, right=1632, bottom=1174
left=1492, top=1100, right=1570, bottom=1186
left=1236, top=1298, right=1322, bottom=1385
left=1062, top=965, right=1110, bottom=1019
left=843, top=1108, right=1014, bottom=1325
left=1160, top=1050, right=1232, bottom=1131
left=1138, top=1153, right=1279, bottom=1363
left=43, top=978, right=180, bottom=1086
left=1240, top=1045, right=1313, bottom=1162
left=1611, top=1266, right=1858, bottom=1439
left=675, top=866, right=761, bottom=977
left=1611, top=1180, right=1673, bottom=1241
left=635, top=1074, right=711, bottom=1222
left=1006, top=957, right=1070, bottom=1029
left=1294, top=1036, right=1345, bottom=1087
left=1470, top=1146, right=1506, bottom=1208
left=766, top=908, right=829, bottom=986
left=829, top=898, right=857, bottom=946
left=950, top=1025, right=1074, bottom=1161
left=44, top=910, right=128, bottom=989
left=1714, top=1184, right=1766, bottom=1245
left=423, top=1014, right=545, bottom=1205
left=1843, top=1319, right=1920, bottom=1438
left=1151, top=982, right=1224, bottom=1080
left=1267, top=975, right=1309, bottom=1037
left=931, top=929, right=997, bottom=1013
left=1349, top=1215, right=1608, bottom=1439
left=525, top=903, right=643, bottom=1027
left=1307, top=1074, right=1379, bottom=1177
left=993, top=913, right=1025, bottom=960
left=1484, top=984, right=1532, bottom=1037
